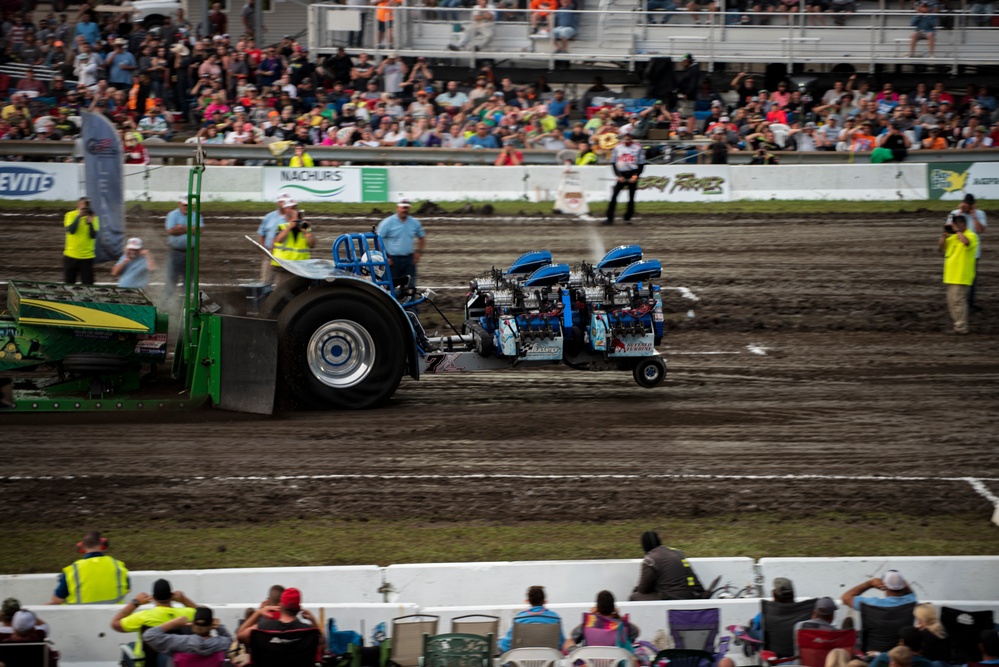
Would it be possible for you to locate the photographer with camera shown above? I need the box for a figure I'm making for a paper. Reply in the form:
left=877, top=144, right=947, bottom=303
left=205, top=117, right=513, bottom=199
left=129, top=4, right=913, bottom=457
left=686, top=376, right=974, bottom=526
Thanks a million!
left=63, top=197, right=100, bottom=285
left=949, top=193, right=987, bottom=312
left=271, top=205, right=316, bottom=287
left=938, top=213, right=979, bottom=335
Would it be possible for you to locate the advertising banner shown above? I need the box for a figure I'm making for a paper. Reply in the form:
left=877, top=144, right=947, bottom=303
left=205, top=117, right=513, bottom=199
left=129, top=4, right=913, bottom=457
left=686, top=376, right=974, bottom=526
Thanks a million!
left=0, top=162, right=79, bottom=201
left=263, top=167, right=389, bottom=203
left=928, top=162, right=999, bottom=201
left=634, top=165, right=732, bottom=202
left=81, top=111, right=125, bottom=263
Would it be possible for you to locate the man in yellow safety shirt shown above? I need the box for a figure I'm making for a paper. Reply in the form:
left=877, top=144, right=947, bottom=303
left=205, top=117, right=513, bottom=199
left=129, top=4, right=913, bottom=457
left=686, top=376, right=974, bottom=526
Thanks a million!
left=50, top=531, right=130, bottom=605
left=272, top=204, right=316, bottom=286
left=64, top=197, right=100, bottom=284
left=111, top=577, right=198, bottom=664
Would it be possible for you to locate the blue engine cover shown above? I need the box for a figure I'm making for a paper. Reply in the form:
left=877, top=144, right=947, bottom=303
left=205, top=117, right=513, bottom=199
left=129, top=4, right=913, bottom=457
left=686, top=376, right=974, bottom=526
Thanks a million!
left=523, top=263, right=571, bottom=288
left=597, top=244, right=643, bottom=270
left=615, top=259, right=662, bottom=284
left=505, top=250, right=553, bottom=275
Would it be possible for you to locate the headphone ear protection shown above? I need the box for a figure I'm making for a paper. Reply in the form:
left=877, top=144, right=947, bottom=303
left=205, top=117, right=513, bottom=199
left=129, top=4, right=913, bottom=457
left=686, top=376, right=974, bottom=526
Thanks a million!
left=76, top=537, right=110, bottom=553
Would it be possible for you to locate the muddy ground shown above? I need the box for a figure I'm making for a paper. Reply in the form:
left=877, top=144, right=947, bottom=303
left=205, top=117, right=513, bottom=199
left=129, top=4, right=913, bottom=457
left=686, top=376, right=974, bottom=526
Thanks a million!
left=1, top=207, right=998, bottom=527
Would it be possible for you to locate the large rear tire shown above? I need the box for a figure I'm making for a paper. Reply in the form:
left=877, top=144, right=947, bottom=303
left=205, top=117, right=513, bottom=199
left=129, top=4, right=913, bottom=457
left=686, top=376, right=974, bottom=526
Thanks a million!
left=258, top=277, right=312, bottom=320
left=277, top=288, right=406, bottom=410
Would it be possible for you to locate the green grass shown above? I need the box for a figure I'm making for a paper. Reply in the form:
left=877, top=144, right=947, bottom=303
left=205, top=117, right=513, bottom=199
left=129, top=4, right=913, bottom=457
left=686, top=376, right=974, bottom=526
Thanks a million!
left=7, top=199, right=996, bottom=216
left=1, top=514, right=994, bottom=573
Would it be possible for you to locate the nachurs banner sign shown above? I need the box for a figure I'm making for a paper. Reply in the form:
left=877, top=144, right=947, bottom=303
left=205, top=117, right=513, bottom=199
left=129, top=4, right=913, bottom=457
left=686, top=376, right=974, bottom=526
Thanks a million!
left=263, top=167, right=389, bottom=203
left=0, top=163, right=79, bottom=200
left=635, top=165, right=732, bottom=202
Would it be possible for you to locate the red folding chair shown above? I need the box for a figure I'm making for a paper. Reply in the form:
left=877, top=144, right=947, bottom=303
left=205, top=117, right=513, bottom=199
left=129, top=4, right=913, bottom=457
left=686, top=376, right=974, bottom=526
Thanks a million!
left=797, top=628, right=857, bottom=667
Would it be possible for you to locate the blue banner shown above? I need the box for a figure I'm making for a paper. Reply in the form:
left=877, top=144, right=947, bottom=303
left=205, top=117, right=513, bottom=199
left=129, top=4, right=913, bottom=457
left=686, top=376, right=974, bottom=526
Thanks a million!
left=81, top=111, right=124, bottom=263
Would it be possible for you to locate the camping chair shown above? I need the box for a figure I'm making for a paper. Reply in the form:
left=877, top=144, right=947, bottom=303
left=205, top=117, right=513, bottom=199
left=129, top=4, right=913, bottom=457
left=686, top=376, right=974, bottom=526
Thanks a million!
left=173, top=651, right=227, bottom=667
left=120, top=627, right=168, bottom=667
left=567, top=645, right=636, bottom=667
left=653, top=649, right=714, bottom=667
left=941, top=606, right=995, bottom=664
left=859, top=603, right=916, bottom=654
left=510, top=622, right=562, bottom=650
left=581, top=612, right=632, bottom=650
left=452, top=615, right=500, bottom=655
left=420, top=632, right=493, bottom=667
left=0, top=642, right=52, bottom=667
left=499, top=647, right=564, bottom=667
left=760, top=599, right=818, bottom=661
left=248, top=627, right=321, bottom=667
left=667, top=608, right=730, bottom=664
left=392, top=614, right=440, bottom=667
left=796, top=628, right=857, bottom=667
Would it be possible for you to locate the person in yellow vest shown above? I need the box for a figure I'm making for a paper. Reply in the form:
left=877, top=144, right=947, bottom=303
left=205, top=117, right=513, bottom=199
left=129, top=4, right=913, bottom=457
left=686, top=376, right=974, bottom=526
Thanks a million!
left=63, top=197, right=100, bottom=284
left=289, top=142, right=315, bottom=167
left=50, top=531, right=130, bottom=605
left=272, top=205, right=315, bottom=286
left=111, top=578, right=197, bottom=664
left=938, top=213, right=979, bottom=335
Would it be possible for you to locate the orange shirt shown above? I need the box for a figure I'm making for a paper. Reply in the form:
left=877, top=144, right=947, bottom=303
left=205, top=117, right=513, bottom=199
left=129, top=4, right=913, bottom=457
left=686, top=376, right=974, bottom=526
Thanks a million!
left=922, top=136, right=947, bottom=150
left=376, top=0, right=398, bottom=22
left=530, top=0, right=557, bottom=13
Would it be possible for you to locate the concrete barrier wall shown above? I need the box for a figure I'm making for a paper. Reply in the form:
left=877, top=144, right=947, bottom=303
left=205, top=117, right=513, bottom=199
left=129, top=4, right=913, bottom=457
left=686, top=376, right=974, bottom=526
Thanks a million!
left=0, top=564, right=384, bottom=608
left=383, top=558, right=755, bottom=607
left=758, top=556, right=999, bottom=602
left=1, top=163, right=932, bottom=204
left=727, top=164, right=929, bottom=201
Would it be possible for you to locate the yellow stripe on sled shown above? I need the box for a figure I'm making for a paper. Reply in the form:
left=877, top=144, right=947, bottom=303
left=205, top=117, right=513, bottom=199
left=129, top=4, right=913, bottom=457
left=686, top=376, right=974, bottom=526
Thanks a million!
left=20, top=299, right=150, bottom=332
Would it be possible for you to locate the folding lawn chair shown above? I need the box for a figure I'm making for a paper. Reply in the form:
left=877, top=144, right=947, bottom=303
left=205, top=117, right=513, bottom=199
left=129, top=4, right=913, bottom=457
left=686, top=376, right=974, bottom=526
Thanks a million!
left=667, top=608, right=730, bottom=665
left=859, top=603, right=915, bottom=654
left=451, top=615, right=500, bottom=655
left=498, top=647, right=564, bottom=667
left=511, top=622, right=562, bottom=650
left=796, top=628, right=857, bottom=667
left=761, top=599, right=818, bottom=661
left=653, top=649, right=714, bottom=667
left=567, top=645, right=636, bottom=667
left=248, top=627, right=321, bottom=667
left=420, top=632, right=493, bottom=667
left=580, top=612, right=632, bottom=649
left=941, top=606, right=995, bottom=665
left=392, top=614, right=441, bottom=667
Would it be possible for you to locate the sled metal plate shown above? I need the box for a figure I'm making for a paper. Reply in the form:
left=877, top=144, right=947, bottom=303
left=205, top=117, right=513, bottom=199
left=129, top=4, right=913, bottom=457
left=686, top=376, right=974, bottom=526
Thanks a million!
left=218, top=315, right=277, bottom=415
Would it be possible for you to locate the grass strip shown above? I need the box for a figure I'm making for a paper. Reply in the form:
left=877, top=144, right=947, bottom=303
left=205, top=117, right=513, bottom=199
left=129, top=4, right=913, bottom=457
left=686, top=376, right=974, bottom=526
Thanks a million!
left=0, top=514, right=994, bottom=573
left=4, top=199, right=994, bottom=216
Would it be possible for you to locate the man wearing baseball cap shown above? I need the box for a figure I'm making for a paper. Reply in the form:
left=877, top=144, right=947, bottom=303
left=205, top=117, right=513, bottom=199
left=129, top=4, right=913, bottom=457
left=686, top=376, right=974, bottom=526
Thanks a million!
left=111, top=237, right=156, bottom=289
left=257, top=195, right=292, bottom=284
left=842, top=569, right=916, bottom=610
left=105, top=37, right=137, bottom=91
left=948, top=193, right=986, bottom=312
left=143, top=605, right=233, bottom=662
left=236, top=587, right=324, bottom=644
left=791, top=597, right=840, bottom=654
left=163, top=197, right=204, bottom=305
left=376, top=198, right=427, bottom=291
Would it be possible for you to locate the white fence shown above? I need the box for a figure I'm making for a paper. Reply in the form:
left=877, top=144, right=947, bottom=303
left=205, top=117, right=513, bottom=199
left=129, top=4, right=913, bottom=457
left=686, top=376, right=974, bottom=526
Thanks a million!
left=0, top=163, right=942, bottom=205
left=2, top=556, right=998, bottom=666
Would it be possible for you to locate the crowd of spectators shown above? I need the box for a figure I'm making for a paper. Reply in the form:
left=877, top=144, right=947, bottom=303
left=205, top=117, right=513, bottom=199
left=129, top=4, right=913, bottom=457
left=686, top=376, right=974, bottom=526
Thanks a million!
left=3, top=529, right=999, bottom=667
left=0, top=4, right=997, bottom=167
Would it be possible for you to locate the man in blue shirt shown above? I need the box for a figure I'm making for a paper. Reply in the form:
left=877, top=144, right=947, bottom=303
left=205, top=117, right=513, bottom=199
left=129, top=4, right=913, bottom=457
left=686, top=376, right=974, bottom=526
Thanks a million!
left=105, top=38, right=137, bottom=90
left=376, top=198, right=426, bottom=291
left=74, top=14, right=101, bottom=46
left=842, top=569, right=917, bottom=611
left=552, top=0, right=579, bottom=54
left=497, top=586, right=565, bottom=653
left=111, top=237, right=156, bottom=289
left=465, top=122, right=500, bottom=149
left=163, top=198, right=204, bottom=305
left=257, top=195, right=292, bottom=284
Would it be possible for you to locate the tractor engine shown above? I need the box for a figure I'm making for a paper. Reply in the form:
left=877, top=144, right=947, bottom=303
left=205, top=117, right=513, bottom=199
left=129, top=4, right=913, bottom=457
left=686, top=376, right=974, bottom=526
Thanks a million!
left=465, top=246, right=665, bottom=364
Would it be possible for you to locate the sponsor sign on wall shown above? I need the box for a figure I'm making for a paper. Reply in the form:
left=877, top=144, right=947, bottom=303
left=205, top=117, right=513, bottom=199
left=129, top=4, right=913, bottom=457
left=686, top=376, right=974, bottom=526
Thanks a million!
left=263, top=167, right=389, bottom=202
left=0, top=163, right=79, bottom=200
left=928, top=162, right=999, bottom=201
left=634, top=165, right=731, bottom=202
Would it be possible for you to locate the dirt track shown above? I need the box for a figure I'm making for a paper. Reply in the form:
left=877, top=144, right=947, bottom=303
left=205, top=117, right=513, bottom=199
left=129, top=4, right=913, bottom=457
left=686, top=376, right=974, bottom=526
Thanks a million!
left=2, top=207, right=998, bottom=526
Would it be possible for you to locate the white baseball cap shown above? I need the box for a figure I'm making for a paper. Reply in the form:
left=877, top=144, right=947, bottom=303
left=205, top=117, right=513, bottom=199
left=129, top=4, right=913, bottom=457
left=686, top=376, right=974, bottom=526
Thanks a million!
left=397, top=198, right=412, bottom=208
left=125, top=237, right=143, bottom=250
left=284, top=198, right=298, bottom=208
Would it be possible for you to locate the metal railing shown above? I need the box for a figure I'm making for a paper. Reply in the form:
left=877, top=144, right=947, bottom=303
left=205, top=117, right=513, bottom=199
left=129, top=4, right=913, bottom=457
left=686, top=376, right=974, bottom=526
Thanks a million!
left=1, top=140, right=997, bottom=165
left=308, top=3, right=999, bottom=68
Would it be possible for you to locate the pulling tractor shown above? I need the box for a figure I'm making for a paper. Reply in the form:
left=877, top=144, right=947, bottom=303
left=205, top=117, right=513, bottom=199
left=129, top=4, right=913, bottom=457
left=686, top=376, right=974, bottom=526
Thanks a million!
left=1, top=165, right=669, bottom=414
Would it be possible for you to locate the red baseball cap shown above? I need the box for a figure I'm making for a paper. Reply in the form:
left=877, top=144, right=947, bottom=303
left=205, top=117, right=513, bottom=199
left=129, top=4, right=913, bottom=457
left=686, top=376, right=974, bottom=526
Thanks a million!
left=280, top=587, right=302, bottom=612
